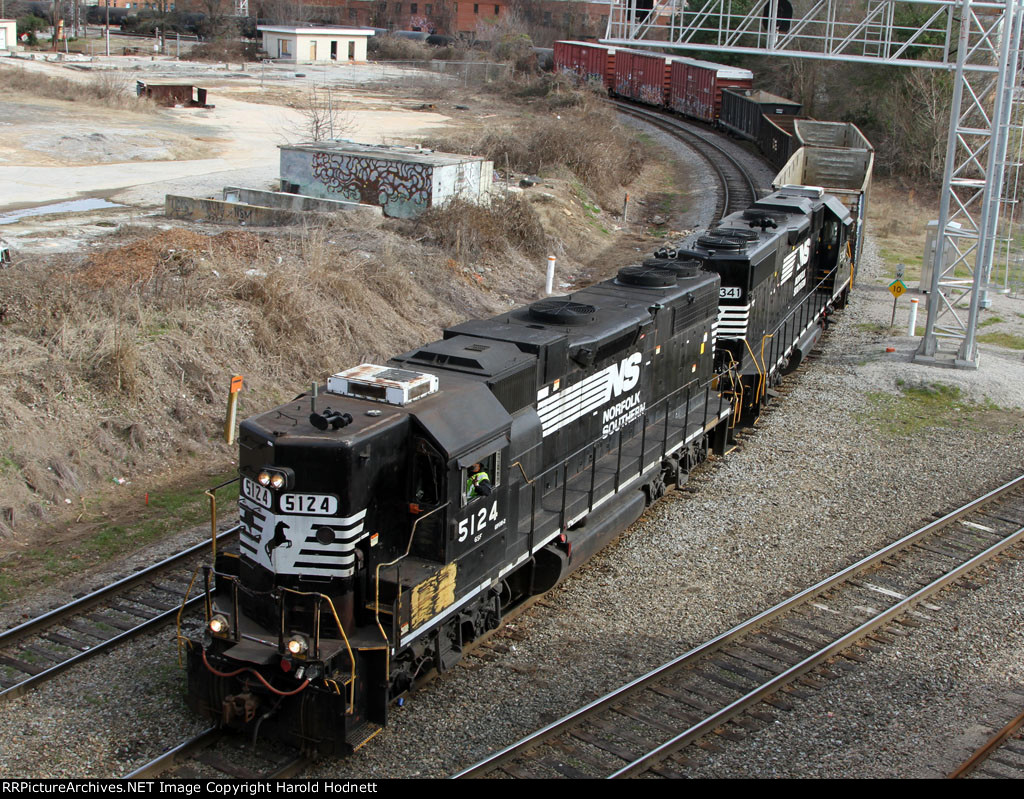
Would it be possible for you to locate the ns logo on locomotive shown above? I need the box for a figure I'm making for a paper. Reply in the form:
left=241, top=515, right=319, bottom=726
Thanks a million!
left=184, top=185, right=855, bottom=755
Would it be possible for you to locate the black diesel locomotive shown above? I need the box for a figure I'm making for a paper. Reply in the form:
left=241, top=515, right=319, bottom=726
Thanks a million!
left=184, top=185, right=855, bottom=754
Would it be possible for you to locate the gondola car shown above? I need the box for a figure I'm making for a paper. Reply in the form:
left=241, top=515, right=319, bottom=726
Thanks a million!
left=718, top=88, right=802, bottom=142
left=185, top=257, right=732, bottom=755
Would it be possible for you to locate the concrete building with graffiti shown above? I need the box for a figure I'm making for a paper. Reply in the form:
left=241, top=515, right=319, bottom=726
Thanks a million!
left=279, top=141, right=494, bottom=218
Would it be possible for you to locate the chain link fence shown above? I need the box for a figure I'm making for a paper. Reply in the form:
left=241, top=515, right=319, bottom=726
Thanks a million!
left=362, top=60, right=511, bottom=88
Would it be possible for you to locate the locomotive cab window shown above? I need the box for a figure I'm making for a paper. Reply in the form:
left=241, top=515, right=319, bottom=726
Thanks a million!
left=824, top=219, right=839, bottom=248
left=461, top=451, right=500, bottom=507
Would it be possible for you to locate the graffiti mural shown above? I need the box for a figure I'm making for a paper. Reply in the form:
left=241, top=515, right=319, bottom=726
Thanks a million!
left=311, top=152, right=432, bottom=215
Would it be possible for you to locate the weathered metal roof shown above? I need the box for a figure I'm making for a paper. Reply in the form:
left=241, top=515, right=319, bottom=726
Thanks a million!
left=279, top=140, right=488, bottom=167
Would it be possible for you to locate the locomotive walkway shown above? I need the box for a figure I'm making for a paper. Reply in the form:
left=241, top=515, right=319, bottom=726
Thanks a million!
left=453, top=473, right=1024, bottom=779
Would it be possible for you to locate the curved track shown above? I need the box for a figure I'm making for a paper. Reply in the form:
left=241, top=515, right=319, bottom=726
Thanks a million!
left=454, top=474, right=1024, bottom=779
left=0, top=527, right=237, bottom=705
left=612, top=101, right=760, bottom=224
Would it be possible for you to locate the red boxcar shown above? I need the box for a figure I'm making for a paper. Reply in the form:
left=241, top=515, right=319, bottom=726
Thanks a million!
left=613, top=48, right=675, bottom=107
left=669, top=58, right=753, bottom=123
left=553, top=40, right=617, bottom=90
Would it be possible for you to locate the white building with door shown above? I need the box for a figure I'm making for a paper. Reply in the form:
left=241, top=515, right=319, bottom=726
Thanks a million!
left=0, top=19, right=19, bottom=52
left=258, top=26, right=374, bottom=64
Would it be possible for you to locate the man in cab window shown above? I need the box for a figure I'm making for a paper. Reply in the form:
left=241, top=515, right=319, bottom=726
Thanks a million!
left=466, top=462, right=492, bottom=498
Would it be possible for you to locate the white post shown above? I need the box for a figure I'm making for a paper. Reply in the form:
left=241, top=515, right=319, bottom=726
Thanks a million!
left=908, top=297, right=919, bottom=336
left=545, top=255, right=556, bottom=295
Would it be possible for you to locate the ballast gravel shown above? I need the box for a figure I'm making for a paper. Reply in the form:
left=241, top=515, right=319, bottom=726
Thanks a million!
left=2, top=219, right=1024, bottom=778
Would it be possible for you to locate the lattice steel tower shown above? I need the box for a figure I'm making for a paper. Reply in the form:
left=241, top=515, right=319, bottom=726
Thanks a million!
left=604, top=0, right=1024, bottom=369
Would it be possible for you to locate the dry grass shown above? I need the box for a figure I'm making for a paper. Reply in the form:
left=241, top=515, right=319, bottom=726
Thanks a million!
left=368, top=35, right=481, bottom=62
left=0, top=66, right=155, bottom=113
left=416, top=195, right=547, bottom=262
left=370, top=35, right=436, bottom=62
left=426, top=90, right=644, bottom=209
left=868, top=181, right=935, bottom=282
left=188, top=40, right=263, bottom=63
left=0, top=222, right=547, bottom=539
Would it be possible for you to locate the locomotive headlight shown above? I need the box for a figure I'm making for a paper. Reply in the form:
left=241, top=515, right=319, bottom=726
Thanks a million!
left=209, top=614, right=230, bottom=636
left=255, top=467, right=293, bottom=491
left=286, top=635, right=309, bottom=656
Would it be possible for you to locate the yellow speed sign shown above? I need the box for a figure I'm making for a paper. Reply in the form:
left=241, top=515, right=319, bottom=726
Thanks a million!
left=888, top=279, right=907, bottom=299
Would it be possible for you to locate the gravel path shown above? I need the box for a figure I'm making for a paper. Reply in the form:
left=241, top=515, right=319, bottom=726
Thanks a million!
left=1, top=220, right=1023, bottom=779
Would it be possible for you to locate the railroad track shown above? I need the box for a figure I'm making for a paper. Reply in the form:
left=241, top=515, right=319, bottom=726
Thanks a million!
left=0, top=527, right=237, bottom=705
left=613, top=101, right=760, bottom=223
left=949, top=704, right=1024, bottom=778
left=453, top=474, right=1024, bottom=779
left=124, top=727, right=308, bottom=779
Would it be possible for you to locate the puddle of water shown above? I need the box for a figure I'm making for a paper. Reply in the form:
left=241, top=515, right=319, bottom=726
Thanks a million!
left=0, top=198, right=122, bottom=225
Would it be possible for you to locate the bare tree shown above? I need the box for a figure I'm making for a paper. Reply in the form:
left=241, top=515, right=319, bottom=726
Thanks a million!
left=258, top=0, right=313, bottom=26
left=294, top=86, right=353, bottom=142
left=879, top=67, right=953, bottom=182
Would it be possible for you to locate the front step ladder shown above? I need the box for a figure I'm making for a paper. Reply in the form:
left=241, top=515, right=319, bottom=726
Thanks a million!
left=346, top=720, right=383, bottom=753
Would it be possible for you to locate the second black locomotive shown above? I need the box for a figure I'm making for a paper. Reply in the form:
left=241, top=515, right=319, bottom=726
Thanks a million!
left=184, top=185, right=854, bottom=755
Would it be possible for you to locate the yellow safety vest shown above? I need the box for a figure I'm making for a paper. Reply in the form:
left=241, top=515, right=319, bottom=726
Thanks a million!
left=467, top=470, right=490, bottom=497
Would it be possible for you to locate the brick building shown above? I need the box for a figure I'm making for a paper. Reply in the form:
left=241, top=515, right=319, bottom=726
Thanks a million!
left=101, top=0, right=612, bottom=42
left=251, top=0, right=609, bottom=40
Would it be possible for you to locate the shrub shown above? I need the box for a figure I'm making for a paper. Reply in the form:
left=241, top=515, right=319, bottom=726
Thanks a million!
left=369, top=34, right=434, bottom=61
left=17, top=14, right=48, bottom=46
left=426, top=93, right=644, bottom=208
left=0, top=67, right=153, bottom=112
left=417, top=195, right=547, bottom=261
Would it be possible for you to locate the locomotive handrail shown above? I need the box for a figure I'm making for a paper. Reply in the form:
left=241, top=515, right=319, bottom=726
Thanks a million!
left=741, top=337, right=766, bottom=405
left=523, top=373, right=726, bottom=544
left=193, top=570, right=360, bottom=711
left=757, top=333, right=774, bottom=413
left=278, top=586, right=358, bottom=712
left=509, top=461, right=536, bottom=485
left=753, top=264, right=842, bottom=386
left=372, top=502, right=451, bottom=675
left=204, top=476, right=240, bottom=560
left=175, top=565, right=203, bottom=667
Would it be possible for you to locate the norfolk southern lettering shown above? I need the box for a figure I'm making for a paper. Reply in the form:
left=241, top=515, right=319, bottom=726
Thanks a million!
left=185, top=186, right=856, bottom=758
left=602, top=392, right=645, bottom=438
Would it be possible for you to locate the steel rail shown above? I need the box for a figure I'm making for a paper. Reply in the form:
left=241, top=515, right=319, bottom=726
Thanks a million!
left=123, top=727, right=220, bottom=779
left=0, top=527, right=239, bottom=646
left=614, top=104, right=732, bottom=220
left=453, top=472, right=1024, bottom=778
left=123, top=727, right=310, bottom=779
left=948, top=705, right=1024, bottom=779
left=0, top=527, right=238, bottom=705
left=0, top=594, right=208, bottom=704
left=612, top=100, right=760, bottom=222
left=612, top=522, right=1024, bottom=777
